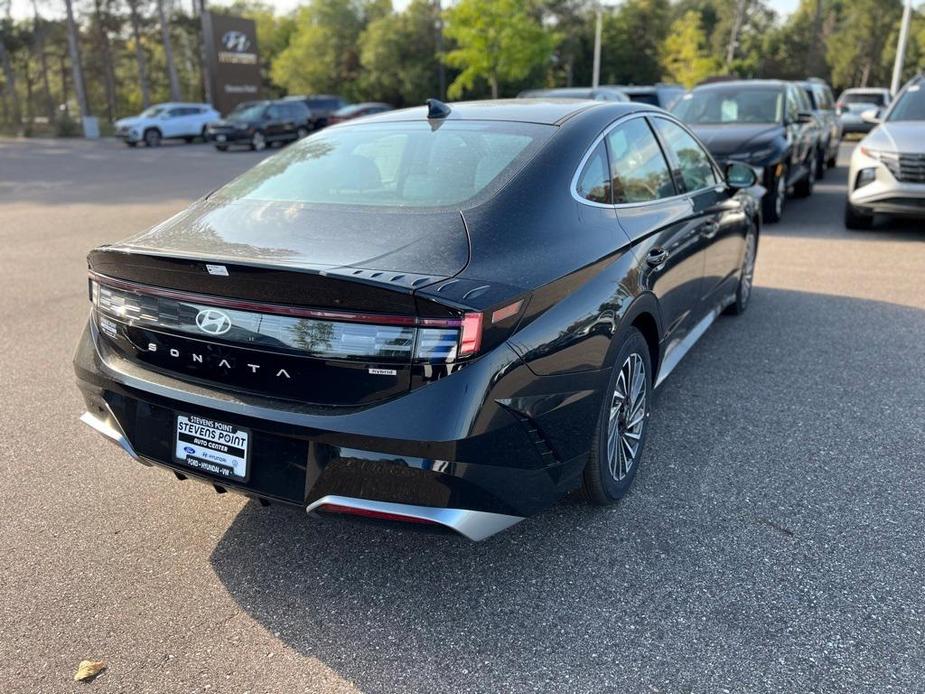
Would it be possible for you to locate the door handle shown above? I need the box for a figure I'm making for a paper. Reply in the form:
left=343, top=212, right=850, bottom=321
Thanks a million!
left=646, top=248, right=669, bottom=267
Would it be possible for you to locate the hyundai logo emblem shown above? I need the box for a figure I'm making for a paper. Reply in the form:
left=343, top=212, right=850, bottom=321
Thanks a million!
left=195, top=308, right=233, bottom=335
left=222, top=31, right=251, bottom=53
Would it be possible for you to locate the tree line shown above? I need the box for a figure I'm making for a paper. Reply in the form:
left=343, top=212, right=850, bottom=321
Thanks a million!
left=1, top=0, right=924, bottom=135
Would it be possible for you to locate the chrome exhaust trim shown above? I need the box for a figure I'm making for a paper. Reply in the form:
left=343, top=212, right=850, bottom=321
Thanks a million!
left=306, top=495, right=524, bottom=541
left=80, top=407, right=139, bottom=460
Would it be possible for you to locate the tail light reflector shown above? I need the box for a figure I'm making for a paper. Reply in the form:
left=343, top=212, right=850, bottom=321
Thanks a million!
left=458, top=312, right=483, bottom=357
left=319, top=503, right=437, bottom=525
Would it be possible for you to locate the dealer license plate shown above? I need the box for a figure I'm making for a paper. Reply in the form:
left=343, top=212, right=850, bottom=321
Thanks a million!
left=174, top=414, right=249, bottom=482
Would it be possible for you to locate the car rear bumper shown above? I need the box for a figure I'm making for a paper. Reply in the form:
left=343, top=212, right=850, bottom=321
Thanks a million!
left=74, top=319, right=598, bottom=538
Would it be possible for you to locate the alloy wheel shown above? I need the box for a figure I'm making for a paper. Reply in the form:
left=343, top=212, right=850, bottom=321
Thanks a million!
left=740, top=230, right=757, bottom=305
left=774, top=175, right=785, bottom=219
left=252, top=132, right=266, bottom=151
left=607, top=353, right=647, bottom=481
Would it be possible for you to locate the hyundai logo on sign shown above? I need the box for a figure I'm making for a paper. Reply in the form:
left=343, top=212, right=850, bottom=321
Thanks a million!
left=195, top=308, right=233, bottom=336
left=222, top=30, right=251, bottom=53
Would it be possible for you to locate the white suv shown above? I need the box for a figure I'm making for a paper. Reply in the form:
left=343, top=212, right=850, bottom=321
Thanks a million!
left=114, top=103, right=220, bottom=147
left=845, top=77, right=925, bottom=229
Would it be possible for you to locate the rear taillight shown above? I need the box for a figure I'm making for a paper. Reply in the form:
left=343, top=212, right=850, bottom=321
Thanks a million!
left=458, top=312, right=484, bottom=357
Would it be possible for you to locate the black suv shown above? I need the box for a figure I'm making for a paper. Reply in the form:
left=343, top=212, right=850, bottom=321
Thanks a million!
left=672, top=80, right=818, bottom=223
left=797, top=79, right=843, bottom=172
left=207, top=100, right=312, bottom=152
left=284, top=94, right=349, bottom=130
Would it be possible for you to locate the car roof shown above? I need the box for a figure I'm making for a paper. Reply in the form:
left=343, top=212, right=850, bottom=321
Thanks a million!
left=840, top=87, right=890, bottom=94
left=694, top=79, right=788, bottom=91
left=355, top=98, right=644, bottom=126
left=608, top=84, right=682, bottom=93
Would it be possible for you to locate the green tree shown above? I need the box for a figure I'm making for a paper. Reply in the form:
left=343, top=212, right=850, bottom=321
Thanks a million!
left=826, top=0, right=902, bottom=89
left=271, top=0, right=370, bottom=98
left=359, top=0, right=441, bottom=106
left=661, top=9, right=721, bottom=87
left=442, top=0, right=557, bottom=99
left=599, top=0, right=669, bottom=85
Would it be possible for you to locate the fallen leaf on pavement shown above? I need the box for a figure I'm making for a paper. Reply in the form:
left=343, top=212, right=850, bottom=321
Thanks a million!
left=74, top=660, right=106, bottom=682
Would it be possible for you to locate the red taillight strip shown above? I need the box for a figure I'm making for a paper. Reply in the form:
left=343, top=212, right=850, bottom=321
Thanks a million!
left=319, top=503, right=438, bottom=525
left=89, top=272, right=463, bottom=328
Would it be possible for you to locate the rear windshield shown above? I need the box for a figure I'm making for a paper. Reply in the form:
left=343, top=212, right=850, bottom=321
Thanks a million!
left=215, top=121, right=553, bottom=208
left=672, top=88, right=783, bottom=124
left=887, top=85, right=925, bottom=122
left=840, top=92, right=887, bottom=106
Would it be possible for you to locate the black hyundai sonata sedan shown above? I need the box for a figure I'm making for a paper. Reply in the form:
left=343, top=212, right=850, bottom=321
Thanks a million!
left=75, top=99, right=761, bottom=540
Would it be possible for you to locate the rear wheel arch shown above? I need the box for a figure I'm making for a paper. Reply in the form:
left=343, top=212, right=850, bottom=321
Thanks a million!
left=609, top=293, right=663, bottom=378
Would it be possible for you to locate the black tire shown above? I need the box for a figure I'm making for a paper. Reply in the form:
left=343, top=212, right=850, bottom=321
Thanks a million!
left=844, top=201, right=874, bottom=230
left=143, top=128, right=161, bottom=147
left=794, top=156, right=815, bottom=198
left=762, top=168, right=786, bottom=224
left=183, top=136, right=194, bottom=143
left=816, top=147, right=826, bottom=181
left=724, top=224, right=758, bottom=316
left=827, top=153, right=837, bottom=169
left=583, top=327, right=652, bottom=505
left=215, top=144, right=228, bottom=152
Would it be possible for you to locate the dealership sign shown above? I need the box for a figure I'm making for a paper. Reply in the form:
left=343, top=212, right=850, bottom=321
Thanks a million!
left=201, top=11, right=261, bottom=114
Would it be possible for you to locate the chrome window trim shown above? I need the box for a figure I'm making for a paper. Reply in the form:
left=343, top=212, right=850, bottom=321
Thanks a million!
left=569, top=111, right=724, bottom=211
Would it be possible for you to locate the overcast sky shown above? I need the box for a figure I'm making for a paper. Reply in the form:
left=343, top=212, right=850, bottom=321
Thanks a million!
left=9, top=0, right=801, bottom=21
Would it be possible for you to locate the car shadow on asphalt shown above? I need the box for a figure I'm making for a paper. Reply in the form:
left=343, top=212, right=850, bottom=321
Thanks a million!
left=208, top=287, right=925, bottom=693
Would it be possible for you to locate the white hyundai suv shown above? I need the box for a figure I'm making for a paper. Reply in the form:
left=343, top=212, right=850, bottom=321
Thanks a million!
left=845, top=76, right=925, bottom=229
left=114, top=103, right=220, bottom=148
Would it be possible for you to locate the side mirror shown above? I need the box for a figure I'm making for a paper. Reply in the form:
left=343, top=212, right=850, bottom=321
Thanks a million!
left=861, top=108, right=882, bottom=125
left=796, top=111, right=814, bottom=124
left=725, top=161, right=758, bottom=190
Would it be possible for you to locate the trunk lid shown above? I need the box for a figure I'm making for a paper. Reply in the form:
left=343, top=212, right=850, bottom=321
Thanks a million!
left=88, top=199, right=471, bottom=406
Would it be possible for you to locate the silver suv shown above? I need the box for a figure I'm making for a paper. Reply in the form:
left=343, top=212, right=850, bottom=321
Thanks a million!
left=845, top=76, right=925, bottom=229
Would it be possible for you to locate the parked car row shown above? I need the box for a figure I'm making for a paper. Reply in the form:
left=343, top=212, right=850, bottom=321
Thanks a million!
left=113, top=95, right=394, bottom=152
left=670, top=79, right=827, bottom=223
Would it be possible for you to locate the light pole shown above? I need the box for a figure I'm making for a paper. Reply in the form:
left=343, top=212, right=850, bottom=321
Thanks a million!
left=591, top=6, right=602, bottom=88
left=890, top=0, right=913, bottom=96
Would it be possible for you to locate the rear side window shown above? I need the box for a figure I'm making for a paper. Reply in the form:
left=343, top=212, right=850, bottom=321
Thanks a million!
left=605, top=118, right=676, bottom=204
left=216, top=121, right=553, bottom=208
left=651, top=118, right=717, bottom=192
left=575, top=142, right=611, bottom=204
left=802, top=87, right=818, bottom=109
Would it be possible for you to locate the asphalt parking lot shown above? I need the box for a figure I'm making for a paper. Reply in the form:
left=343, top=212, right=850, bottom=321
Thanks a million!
left=1, top=137, right=923, bottom=693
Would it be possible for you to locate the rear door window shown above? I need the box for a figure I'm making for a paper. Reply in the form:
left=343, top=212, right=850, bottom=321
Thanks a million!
left=605, top=118, right=676, bottom=204
left=651, top=118, right=718, bottom=192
